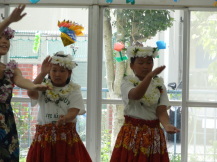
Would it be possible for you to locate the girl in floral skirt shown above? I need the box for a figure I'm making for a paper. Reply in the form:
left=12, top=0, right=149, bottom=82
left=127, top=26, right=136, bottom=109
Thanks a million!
left=26, top=51, right=92, bottom=162
left=0, top=5, right=49, bottom=162
left=110, top=45, right=180, bottom=162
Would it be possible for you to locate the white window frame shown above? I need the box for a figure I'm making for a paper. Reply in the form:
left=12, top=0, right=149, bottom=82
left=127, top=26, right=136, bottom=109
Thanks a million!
left=3, top=3, right=217, bottom=162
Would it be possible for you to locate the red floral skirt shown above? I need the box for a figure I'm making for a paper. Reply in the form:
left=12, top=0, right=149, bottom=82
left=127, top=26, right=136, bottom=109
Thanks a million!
left=110, top=116, right=169, bottom=162
left=26, top=122, right=92, bottom=162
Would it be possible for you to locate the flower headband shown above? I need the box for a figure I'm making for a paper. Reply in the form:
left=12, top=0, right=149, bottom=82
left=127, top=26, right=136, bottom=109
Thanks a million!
left=51, top=51, right=77, bottom=70
left=126, top=46, right=159, bottom=58
left=58, top=20, right=84, bottom=47
left=2, top=27, right=15, bottom=39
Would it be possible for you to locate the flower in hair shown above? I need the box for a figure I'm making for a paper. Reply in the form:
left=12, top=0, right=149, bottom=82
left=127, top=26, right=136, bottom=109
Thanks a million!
left=127, top=46, right=158, bottom=58
left=2, top=27, right=15, bottom=39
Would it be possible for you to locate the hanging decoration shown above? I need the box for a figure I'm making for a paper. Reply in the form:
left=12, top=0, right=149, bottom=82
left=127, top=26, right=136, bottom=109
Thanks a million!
left=173, top=0, right=180, bottom=2
left=213, top=0, right=217, bottom=6
left=33, top=32, right=41, bottom=53
left=58, top=20, right=84, bottom=47
left=114, top=42, right=128, bottom=62
left=156, top=40, right=166, bottom=50
left=106, top=0, right=113, bottom=3
left=29, top=0, right=40, bottom=4
left=155, top=40, right=166, bottom=58
left=126, top=0, right=135, bottom=5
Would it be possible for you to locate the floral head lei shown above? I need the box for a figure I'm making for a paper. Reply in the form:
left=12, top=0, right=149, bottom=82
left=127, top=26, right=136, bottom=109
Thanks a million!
left=2, top=27, right=15, bottom=39
left=127, top=46, right=159, bottom=58
left=51, top=51, right=77, bottom=70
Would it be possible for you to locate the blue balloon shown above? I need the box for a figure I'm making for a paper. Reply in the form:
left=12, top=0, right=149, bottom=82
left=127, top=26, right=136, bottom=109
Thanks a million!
left=29, top=0, right=40, bottom=4
left=106, top=0, right=113, bottom=3
left=156, top=41, right=166, bottom=49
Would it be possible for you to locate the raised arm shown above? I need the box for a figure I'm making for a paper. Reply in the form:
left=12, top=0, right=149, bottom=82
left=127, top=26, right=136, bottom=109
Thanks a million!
left=27, top=56, right=51, bottom=99
left=128, top=65, right=166, bottom=100
left=0, top=4, right=26, bottom=34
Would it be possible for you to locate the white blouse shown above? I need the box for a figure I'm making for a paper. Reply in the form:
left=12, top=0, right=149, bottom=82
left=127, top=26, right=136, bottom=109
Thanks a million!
left=121, top=75, right=170, bottom=120
left=32, top=86, right=85, bottom=125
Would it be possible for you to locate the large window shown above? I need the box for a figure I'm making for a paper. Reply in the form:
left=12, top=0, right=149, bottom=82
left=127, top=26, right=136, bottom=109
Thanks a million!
left=187, top=10, right=217, bottom=161
left=3, top=4, right=217, bottom=162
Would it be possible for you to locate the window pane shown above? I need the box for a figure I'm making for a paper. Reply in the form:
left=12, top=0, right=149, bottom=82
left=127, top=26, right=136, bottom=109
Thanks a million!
left=10, top=7, right=88, bottom=98
left=101, top=104, right=181, bottom=161
left=188, top=107, right=217, bottom=161
left=102, top=8, right=183, bottom=101
left=190, top=11, right=217, bottom=101
left=9, top=6, right=89, bottom=160
left=12, top=102, right=87, bottom=160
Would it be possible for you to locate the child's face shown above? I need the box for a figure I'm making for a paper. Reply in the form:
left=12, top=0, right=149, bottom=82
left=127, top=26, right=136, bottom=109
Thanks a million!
left=0, top=35, right=10, bottom=56
left=130, top=56, right=153, bottom=80
left=49, top=64, right=71, bottom=87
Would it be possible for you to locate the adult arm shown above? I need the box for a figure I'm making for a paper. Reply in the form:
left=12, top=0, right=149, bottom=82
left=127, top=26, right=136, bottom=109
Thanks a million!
left=0, top=4, right=26, bottom=34
left=27, top=56, right=51, bottom=99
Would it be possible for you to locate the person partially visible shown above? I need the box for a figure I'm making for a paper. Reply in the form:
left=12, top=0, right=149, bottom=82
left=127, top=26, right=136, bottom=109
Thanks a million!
left=0, top=4, right=49, bottom=161
left=110, top=45, right=180, bottom=162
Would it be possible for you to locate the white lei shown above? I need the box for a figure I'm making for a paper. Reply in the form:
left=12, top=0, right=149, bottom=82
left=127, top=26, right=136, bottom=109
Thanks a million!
left=126, top=75, right=164, bottom=106
left=43, top=79, right=80, bottom=102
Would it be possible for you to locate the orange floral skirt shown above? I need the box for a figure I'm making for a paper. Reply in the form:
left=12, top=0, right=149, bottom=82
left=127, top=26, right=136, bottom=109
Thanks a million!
left=110, top=116, right=169, bottom=162
left=26, top=122, right=92, bottom=162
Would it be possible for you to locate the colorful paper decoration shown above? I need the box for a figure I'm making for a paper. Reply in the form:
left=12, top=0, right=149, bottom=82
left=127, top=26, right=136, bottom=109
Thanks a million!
left=58, top=20, right=84, bottom=47
left=114, top=42, right=128, bottom=62
left=106, top=0, right=113, bottom=3
left=156, top=41, right=166, bottom=49
left=126, top=0, right=135, bottom=5
left=29, top=0, right=40, bottom=4
left=33, top=32, right=41, bottom=53
left=213, top=0, right=217, bottom=6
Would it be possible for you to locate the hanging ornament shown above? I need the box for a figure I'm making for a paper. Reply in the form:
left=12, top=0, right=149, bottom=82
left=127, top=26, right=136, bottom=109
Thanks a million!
left=213, top=0, right=217, bottom=6
left=156, top=40, right=166, bottom=50
left=173, top=0, right=180, bottom=2
left=106, top=0, right=113, bottom=3
left=126, top=0, right=135, bottom=5
left=58, top=20, right=84, bottom=47
left=29, top=0, right=40, bottom=4
left=33, top=32, right=41, bottom=53
left=114, top=42, right=128, bottom=62
left=155, top=40, right=166, bottom=58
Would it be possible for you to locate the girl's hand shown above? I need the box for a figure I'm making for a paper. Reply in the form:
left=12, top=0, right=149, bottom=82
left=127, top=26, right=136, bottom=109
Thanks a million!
left=41, top=56, right=52, bottom=75
left=56, top=115, right=66, bottom=127
left=164, top=124, right=180, bottom=134
left=150, top=65, right=166, bottom=77
left=8, top=4, right=26, bottom=23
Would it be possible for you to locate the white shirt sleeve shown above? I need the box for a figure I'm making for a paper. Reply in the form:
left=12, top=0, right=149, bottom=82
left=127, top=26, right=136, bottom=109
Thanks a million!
left=121, top=77, right=135, bottom=105
left=68, top=89, right=86, bottom=115
left=158, top=84, right=171, bottom=109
